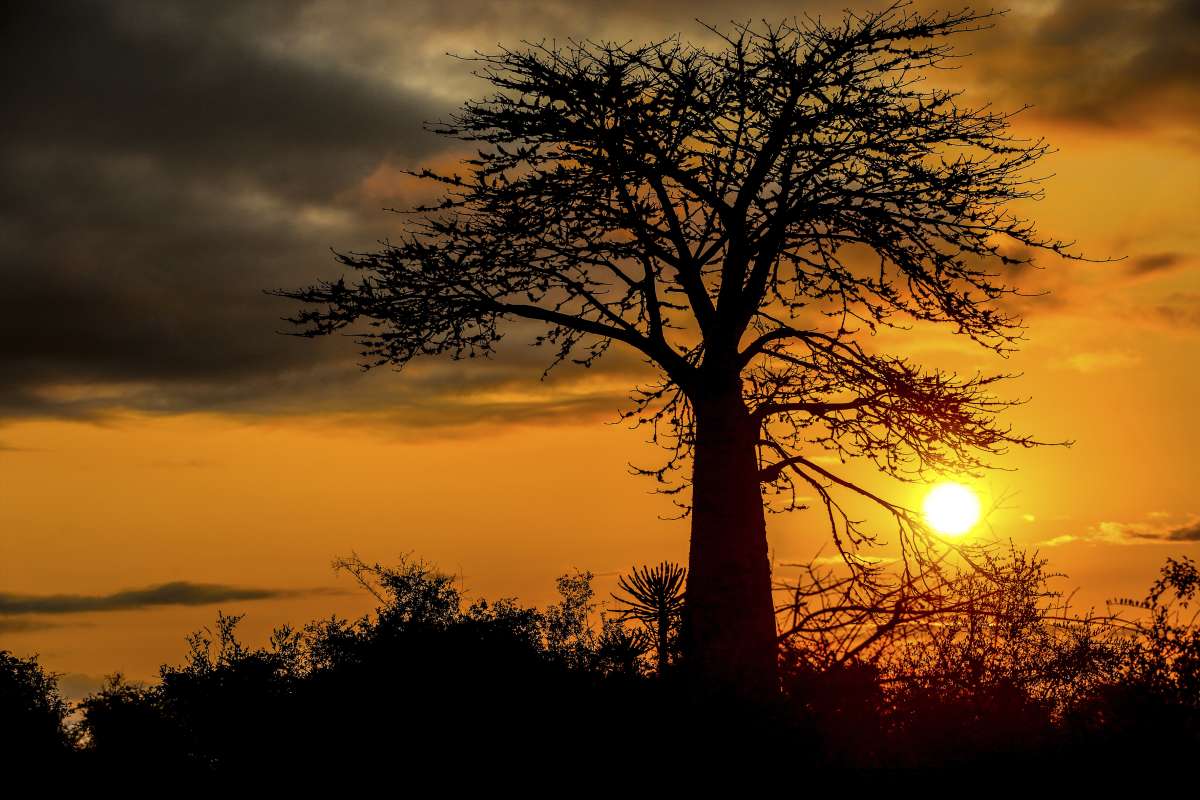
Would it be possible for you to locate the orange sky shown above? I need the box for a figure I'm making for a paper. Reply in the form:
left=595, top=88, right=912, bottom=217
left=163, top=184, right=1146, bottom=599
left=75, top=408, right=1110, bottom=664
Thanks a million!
left=1, top=1, right=1198, bottom=694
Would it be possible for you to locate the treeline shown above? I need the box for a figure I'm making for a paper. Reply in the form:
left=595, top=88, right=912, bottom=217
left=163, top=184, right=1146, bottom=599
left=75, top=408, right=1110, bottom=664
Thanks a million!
left=3, top=551, right=1198, bottom=775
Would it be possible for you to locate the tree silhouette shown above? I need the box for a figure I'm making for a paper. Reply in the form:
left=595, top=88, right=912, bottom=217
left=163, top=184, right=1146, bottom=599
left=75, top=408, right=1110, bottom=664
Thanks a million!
left=275, top=3, right=1086, bottom=695
left=0, top=650, right=78, bottom=769
left=612, top=562, right=687, bottom=677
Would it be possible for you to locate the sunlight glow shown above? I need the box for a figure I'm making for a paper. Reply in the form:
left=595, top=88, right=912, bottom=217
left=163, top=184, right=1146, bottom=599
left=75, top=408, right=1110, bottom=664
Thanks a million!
left=923, top=482, right=982, bottom=536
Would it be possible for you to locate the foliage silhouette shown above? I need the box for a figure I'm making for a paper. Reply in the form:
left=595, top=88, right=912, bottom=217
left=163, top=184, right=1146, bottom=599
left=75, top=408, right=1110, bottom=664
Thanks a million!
left=611, top=561, right=686, bottom=677
left=776, top=549, right=1198, bottom=766
left=5, top=550, right=1200, bottom=774
left=274, top=3, right=1093, bottom=694
left=0, top=650, right=78, bottom=770
left=1067, top=555, right=1200, bottom=760
left=73, top=557, right=684, bottom=776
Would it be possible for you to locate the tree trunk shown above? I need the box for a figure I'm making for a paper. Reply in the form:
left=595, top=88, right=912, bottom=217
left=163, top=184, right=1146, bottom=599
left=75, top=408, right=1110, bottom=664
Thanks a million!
left=682, top=382, right=778, bottom=697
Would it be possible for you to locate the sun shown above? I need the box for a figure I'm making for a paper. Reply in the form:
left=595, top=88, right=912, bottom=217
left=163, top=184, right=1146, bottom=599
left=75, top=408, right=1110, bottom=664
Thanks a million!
left=922, top=482, right=982, bottom=536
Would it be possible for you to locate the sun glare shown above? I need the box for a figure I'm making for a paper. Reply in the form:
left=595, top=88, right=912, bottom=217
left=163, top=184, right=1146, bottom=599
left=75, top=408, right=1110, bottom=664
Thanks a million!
left=922, top=482, right=982, bottom=536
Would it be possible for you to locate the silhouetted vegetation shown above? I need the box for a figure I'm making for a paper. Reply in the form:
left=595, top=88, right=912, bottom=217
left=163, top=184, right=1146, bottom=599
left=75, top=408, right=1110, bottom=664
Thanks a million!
left=5, top=551, right=1199, bottom=775
left=0, top=650, right=78, bottom=767
left=611, top=561, right=686, bottom=677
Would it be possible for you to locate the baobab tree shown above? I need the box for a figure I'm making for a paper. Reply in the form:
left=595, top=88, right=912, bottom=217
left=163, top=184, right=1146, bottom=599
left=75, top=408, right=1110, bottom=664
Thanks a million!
left=275, top=3, right=1083, bottom=696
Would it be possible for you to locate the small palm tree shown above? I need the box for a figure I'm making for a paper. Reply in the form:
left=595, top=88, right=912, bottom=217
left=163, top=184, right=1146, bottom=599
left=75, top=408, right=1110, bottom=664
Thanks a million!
left=612, top=562, right=687, bottom=677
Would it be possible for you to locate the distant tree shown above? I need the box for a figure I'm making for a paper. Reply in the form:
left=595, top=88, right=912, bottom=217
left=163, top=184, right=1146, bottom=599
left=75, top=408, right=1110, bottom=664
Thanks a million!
left=276, top=3, right=1087, bottom=695
left=1079, top=556, right=1200, bottom=756
left=0, top=650, right=78, bottom=768
left=1120, top=555, right=1200, bottom=704
left=776, top=544, right=1135, bottom=765
left=779, top=544, right=1127, bottom=692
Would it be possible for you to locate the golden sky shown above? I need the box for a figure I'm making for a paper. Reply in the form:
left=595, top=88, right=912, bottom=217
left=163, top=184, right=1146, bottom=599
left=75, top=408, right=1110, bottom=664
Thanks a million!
left=1, top=1, right=1198, bottom=693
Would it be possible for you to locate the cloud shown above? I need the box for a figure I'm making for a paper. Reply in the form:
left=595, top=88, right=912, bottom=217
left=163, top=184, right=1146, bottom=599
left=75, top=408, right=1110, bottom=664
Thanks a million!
left=1155, top=521, right=1200, bottom=542
left=0, top=581, right=342, bottom=616
left=57, top=673, right=109, bottom=702
left=0, top=618, right=77, bottom=634
left=1154, top=294, right=1200, bottom=330
left=1039, top=534, right=1081, bottom=548
left=1043, top=515, right=1200, bottom=546
left=1109, top=518, right=1200, bottom=543
left=1058, top=350, right=1141, bottom=374
left=1128, top=252, right=1188, bottom=277
left=972, top=0, right=1200, bottom=130
left=0, top=1, right=453, bottom=422
left=0, top=1, right=1191, bottom=427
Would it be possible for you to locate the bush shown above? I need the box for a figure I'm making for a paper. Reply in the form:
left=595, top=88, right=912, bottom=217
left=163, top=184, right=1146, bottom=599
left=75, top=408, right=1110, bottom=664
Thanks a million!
left=0, top=650, right=78, bottom=771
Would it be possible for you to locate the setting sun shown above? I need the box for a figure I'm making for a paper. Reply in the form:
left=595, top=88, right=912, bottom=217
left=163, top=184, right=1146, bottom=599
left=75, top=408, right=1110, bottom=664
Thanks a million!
left=923, top=483, right=982, bottom=536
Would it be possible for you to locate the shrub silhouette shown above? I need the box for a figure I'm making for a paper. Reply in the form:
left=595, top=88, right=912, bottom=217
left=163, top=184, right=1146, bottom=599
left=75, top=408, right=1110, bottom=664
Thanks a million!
left=0, top=650, right=77, bottom=771
left=76, top=557, right=689, bottom=775
left=1063, top=556, right=1200, bottom=761
left=8, top=550, right=1195, bottom=775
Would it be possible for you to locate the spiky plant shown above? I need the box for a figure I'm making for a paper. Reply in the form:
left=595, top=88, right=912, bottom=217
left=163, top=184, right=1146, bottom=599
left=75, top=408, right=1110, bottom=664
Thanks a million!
left=612, top=562, right=687, bottom=677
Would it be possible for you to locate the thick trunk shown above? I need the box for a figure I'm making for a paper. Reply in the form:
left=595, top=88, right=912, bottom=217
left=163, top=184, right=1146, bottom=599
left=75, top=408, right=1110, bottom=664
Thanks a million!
left=682, top=383, right=778, bottom=697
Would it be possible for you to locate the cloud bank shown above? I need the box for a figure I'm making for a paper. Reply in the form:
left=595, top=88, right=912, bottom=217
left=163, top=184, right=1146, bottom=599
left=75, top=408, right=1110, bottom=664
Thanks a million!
left=0, top=581, right=341, bottom=616
left=0, top=1, right=1195, bottom=426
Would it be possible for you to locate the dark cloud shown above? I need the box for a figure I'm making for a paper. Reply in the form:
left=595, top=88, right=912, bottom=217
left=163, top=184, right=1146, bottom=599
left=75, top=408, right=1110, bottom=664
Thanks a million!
left=0, top=1, right=1187, bottom=425
left=1128, top=252, right=1187, bottom=276
left=1, top=2, right=445, bottom=197
left=0, top=1, right=449, bottom=421
left=1161, top=521, right=1200, bottom=542
left=0, top=1, right=655, bottom=425
left=1154, top=294, right=1200, bottom=330
left=57, top=673, right=108, bottom=702
left=0, top=581, right=341, bottom=616
left=0, top=618, right=71, bottom=634
left=974, top=0, right=1200, bottom=128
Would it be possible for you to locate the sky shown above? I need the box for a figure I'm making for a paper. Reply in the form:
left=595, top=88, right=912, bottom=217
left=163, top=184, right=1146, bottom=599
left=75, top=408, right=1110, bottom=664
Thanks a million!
left=1, top=0, right=1198, bottom=694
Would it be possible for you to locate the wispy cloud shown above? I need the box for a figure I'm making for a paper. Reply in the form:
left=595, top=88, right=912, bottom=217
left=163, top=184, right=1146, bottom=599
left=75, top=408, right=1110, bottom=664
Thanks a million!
left=973, top=0, right=1200, bottom=131
left=0, top=618, right=80, bottom=633
left=1154, top=294, right=1200, bottom=330
left=1041, top=514, right=1200, bottom=547
left=1127, top=252, right=1188, bottom=277
left=1057, top=350, right=1141, bottom=374
left=0, top=582, right=343, bottom=617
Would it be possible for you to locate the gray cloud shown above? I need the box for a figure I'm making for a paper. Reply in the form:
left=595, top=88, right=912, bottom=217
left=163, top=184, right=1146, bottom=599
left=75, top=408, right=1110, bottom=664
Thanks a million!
left=0, top=618, right=72, bottom=633
left=1154, top=293, right=1200, bottom=330
left=0, top=1, right=450, bottom=421
left=57, top=673, right=108, bottom=702
left=1050, top=516, right=1200, bottom=546
left=0, top=581, right=342, bottom=616
left=973, top=0, right=1200, bottom=128
left=2, top=2, right=446, bottom=196
left=1157, top=521, right=1200, bottom=542
left=1129, top=252, right=1187, bottom=276
left=0, top=1, right=1188, bottom=425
